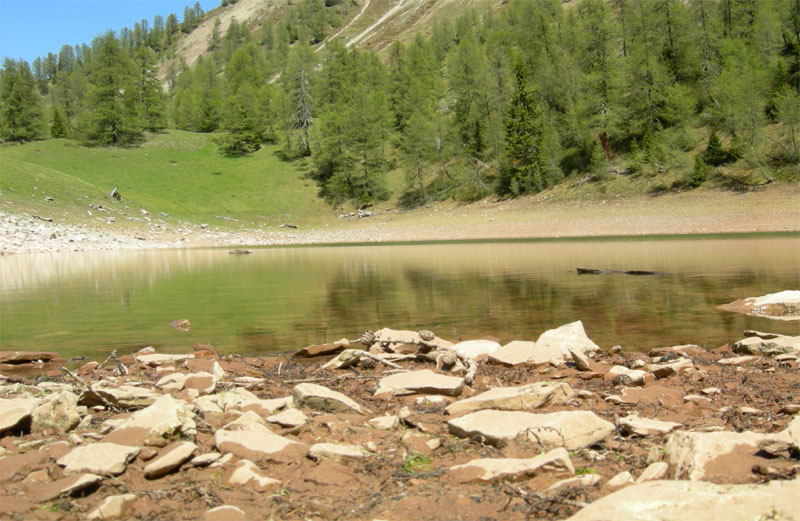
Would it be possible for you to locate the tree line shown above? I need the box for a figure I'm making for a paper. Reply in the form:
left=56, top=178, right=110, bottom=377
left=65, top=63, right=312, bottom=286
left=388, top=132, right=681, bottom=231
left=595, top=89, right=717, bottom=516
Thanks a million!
left=1, top=0, right=798, bottom=207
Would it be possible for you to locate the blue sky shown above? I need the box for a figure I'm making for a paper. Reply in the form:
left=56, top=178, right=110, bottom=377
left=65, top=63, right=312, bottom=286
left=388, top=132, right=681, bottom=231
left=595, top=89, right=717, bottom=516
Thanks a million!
left=0, top=0, right=219, bottom=64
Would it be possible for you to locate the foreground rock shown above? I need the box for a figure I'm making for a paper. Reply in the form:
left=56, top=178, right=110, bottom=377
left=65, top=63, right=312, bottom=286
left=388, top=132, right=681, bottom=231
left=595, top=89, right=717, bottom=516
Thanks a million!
left=449, top=447, right=574, bottom=482
left=0, top=398, right=40, bottom=433
left=448, top=410, right=614, bottom=449
left=57, top=443, right=140, bottom=476
left=532, top=321, right=600, bottom=365
left=36, top=473, right=104, bottom=502
left=719, top=290, right=800, bottom=321
left=144, top=441, right=197, bottom=479
left=445, top=382, right=574, bottom=416
left=31, top=391, right=80, bottom=433
left=103, top=394, right=195, bottom=446
left=375, top=370, right=464, bottom=398
left=565, top=479, right=800, bottom=521
left=664, top=430, right=768, bottom=480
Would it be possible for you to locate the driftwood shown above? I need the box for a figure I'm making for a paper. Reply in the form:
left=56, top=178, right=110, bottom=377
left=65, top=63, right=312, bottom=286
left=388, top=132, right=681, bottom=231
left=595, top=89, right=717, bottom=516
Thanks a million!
left=576, top=268, right=663, bottom=276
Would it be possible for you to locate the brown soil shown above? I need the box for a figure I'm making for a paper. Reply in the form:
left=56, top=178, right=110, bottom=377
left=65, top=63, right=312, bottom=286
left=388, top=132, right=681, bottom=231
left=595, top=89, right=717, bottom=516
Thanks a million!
left=1, top=336, right=799, bottom=521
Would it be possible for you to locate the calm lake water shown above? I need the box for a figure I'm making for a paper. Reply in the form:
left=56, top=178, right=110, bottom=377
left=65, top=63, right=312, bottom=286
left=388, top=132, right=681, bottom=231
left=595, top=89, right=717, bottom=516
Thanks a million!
left=1, top=234, right=799, bottom=360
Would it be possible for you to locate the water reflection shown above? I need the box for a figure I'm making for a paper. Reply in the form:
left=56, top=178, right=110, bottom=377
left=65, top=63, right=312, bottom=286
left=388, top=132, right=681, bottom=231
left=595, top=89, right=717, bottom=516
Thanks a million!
left=1, top=235, right=798, bottom=359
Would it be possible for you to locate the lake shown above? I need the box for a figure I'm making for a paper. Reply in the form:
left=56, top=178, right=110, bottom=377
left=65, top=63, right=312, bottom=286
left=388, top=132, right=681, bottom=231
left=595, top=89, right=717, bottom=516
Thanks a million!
left=1, top=234, right=798, bottom=360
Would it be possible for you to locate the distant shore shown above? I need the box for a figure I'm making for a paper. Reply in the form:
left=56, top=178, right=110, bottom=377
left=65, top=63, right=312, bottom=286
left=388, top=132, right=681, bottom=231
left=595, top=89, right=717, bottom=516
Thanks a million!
left=2, top=185, right=799, bottom=254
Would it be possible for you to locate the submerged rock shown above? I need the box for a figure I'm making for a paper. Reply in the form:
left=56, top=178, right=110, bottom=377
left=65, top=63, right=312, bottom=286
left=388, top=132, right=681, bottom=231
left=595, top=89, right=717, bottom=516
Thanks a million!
left=719, top=290, right=800, bottom=321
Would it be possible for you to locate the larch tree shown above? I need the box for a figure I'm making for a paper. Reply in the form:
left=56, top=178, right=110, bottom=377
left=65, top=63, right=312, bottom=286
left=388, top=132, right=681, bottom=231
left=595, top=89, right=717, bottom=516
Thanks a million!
left=0, top=58, right=45, bottom=141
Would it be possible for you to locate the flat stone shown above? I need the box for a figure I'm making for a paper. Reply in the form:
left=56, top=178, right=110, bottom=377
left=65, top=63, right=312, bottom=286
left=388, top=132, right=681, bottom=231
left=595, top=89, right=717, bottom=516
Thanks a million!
left=451, top=340, right=501, bottom=360
left=534, top=321, right=600, bottom=365
left=445, top=382, right=574, bottom=416
left=293, top=341, right=348, bottom=358
left=0, top=398, right=41, bottom=433
left=135, top=353, right=194, bottom=366
left=648, top=358, right=694, bottom=378
left=489, top=341, right=537, bottom=366
left=155, top=373, right=187, bottom=392
left=618, top=415, right=681, bottom=437
left=31, top=391, right=80, bottom=433
left=309, top=442, right=371, bottom=463
left=368, top=414, right=399, bottom=430
left=202, top=506, right=247, bottom=521
left=564, top=479, right=800, bottom=521
left=267, top=408, right=307, bottom=428
left=548, top=474, right=602, bottom=493
left=221, top=411, right=273, bottom=432
left=86, top=493, right=137, bottom=520
left=448, top=447, right=574, bottom=482
left=293, top=383, right=369, bottom=414
left=0, top=351, right=59, bottom=364
left=82, top=384, right=161, bottom=409
left=190, top=452, right=222, bottom=467
left=448, top=410, right=615, bottom=450
left=214, top=430, right=308, bottom=463
left=193, top=388, right=260, bottom=413
left=684, top=394, right=713, bottom=406
left=103, top=394, right=195, bottom=445
left=57, top=443, right=140, bottom=476
left=227, top=459, right=281, bottom=491
left=665, top=430, right=768, bottom=480
left=569, top=349, right=592, bottom=371
left=36, top=473, right=103, bottom=502
left=144, top=441, right=196, bottom=479
left=184, top=372, right=216, bottom=394
left=375, top=370, right=464, bottom=398
left=717, top=355, right=759, bottom=365
left=636, top=461, right=668, bottom=482
left=606, top=471, right=634, bottom=488
left=733, top=334, right=800, bottom=356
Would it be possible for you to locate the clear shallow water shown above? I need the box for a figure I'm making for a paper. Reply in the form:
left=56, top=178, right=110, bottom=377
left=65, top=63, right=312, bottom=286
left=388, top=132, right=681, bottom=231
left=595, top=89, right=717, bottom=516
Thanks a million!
left=1, top=234, right=798, bottom=360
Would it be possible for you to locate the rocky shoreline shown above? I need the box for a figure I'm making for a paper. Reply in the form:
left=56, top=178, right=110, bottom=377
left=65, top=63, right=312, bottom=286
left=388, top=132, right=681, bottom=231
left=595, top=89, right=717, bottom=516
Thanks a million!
left=1, top=321, right=799, bottom=521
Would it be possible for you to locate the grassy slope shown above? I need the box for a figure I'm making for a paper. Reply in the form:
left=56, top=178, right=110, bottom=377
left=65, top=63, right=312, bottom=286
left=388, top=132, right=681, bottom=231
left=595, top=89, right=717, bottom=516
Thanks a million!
left=0, top=130, right=332, bottom=228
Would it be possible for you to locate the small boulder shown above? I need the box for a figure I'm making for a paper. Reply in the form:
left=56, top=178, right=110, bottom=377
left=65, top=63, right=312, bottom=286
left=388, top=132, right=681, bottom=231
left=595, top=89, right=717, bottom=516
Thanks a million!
left=605, top=471, right=634, bottom=488
left=548, top=474, right=602, bottom=493
left=664, top=430, right=768, bottom=480
left=155, top=373, right=187, bottom=392
left=184, top=372, right=216, bottom=394
left=31, top=391, right=80, bottom=433
left=636, top=461, right=668, bottom=482
left=488, top=341, right=537, bottom=366
left=534, top=321, right=600, bottom=365
left=267, top=408, right=307, bottom=428
left=36, top=473, right=103, bottom=502
left=733, top=334, right=800, bottom=356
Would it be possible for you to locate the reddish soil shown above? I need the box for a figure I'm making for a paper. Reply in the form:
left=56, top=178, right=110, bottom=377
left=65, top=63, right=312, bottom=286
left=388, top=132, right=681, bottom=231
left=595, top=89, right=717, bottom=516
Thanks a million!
left=0, top=339, right=798, bottom=521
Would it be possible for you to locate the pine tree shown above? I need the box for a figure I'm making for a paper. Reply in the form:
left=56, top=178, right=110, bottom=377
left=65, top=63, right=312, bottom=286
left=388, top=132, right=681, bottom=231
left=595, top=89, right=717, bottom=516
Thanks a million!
left=0, top=58, right=45, bottom=141
left=50, top=106, right=68, bottom=138
left=500, top=61, right=544, bottom=196
left=87, top=32, right=141, bottom=145
left=133, top=47, right=166, bottom=131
